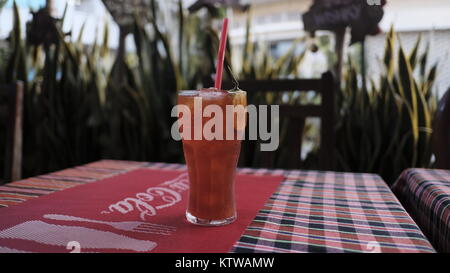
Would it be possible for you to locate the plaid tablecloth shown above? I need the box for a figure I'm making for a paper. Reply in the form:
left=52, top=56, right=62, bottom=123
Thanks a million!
left=392, top=168, right=450, bottom=253
left=0, top=160, right=435, bottom=253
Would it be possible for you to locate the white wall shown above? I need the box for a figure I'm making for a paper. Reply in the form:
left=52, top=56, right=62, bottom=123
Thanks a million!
left=380, top=0, right=450, bottom=32
left=57, top=0, right=120, bottom=47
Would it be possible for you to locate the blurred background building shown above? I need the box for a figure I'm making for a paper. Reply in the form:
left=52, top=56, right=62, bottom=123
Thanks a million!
left=228, top=0, right=450, bottom=95
left=0, top=0, right=117, bottom=46
left=0, top=0, right=449, bottom=95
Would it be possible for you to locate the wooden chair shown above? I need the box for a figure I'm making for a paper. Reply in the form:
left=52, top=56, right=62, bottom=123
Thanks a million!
left=207, top=72, right=336, bottom=171
left=0, top=82, right=24, bottom=183
left=433, top=88, right=450, bottom=170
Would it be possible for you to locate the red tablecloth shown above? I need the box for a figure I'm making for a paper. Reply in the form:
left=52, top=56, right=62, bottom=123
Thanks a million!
left=0, top=168, right=282, bottom=253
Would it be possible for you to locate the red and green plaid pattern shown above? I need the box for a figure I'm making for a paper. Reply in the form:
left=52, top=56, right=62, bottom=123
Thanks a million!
left=0, top=161, right=436, bottom=253
left=233, top=169, right=434, bottom=253
left=392, top=168, right=450, bottom=253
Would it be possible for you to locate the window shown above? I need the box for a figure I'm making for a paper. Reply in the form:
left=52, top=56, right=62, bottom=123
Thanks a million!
left=270, top=13, right=282, bottom=23
left=286, top=12, right=300, bottom=22
left=72, top=0, right=94, bottom=12
left=255, top=15, right=266, bottom=25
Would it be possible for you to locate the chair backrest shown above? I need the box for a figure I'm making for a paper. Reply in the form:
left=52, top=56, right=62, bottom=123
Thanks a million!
left=433, top=88, right=450, bottom=170
left=0, top=82, right=24, bottom=183
left=206, top=72, right=335, bottom=171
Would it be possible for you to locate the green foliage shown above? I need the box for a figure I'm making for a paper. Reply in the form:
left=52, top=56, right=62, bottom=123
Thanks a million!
left=0, top=3, right=438, bottom=182
left=0, top=1, right=229, bottom=177
left=0, top=0, right=6, bottom=11
left=336, top=28, right=438, bottom=183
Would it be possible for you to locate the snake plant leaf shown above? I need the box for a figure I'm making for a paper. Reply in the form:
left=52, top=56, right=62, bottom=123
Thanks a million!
left=419, top=42, right=430, bottom=80
left=409, top=34, right=422, bottom=69
left=398, top=46, right=419, bottom=143
left=77, top=21, right=86, bottom=45
left=383, top=26, right=395, bottom=80
left=99, top=20, right=110, bottom=58
left=61, top=3, right=68, bottom=26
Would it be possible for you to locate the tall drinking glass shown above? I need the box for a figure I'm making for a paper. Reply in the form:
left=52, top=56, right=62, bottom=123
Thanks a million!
left=178, top=88, right=247, bottom=226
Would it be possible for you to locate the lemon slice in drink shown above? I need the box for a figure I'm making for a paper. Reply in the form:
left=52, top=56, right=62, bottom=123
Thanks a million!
left=229, top=90, right=247, bottom=131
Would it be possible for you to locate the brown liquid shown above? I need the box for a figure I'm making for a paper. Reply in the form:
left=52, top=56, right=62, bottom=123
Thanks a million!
left=178, top=89, right=246, bottom=221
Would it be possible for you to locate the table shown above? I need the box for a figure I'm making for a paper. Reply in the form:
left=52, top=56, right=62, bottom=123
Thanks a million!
left=392, top=168, right=450, bottom=253
left=0, top=160, right=435, bottom=253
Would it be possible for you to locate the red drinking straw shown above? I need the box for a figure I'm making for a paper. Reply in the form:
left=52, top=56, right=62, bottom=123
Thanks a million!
left=214, top=18, right=229, bottom=91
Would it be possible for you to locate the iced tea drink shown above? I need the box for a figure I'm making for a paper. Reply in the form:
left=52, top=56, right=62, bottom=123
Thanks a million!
left=178, top=88, right=247, bottom=226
